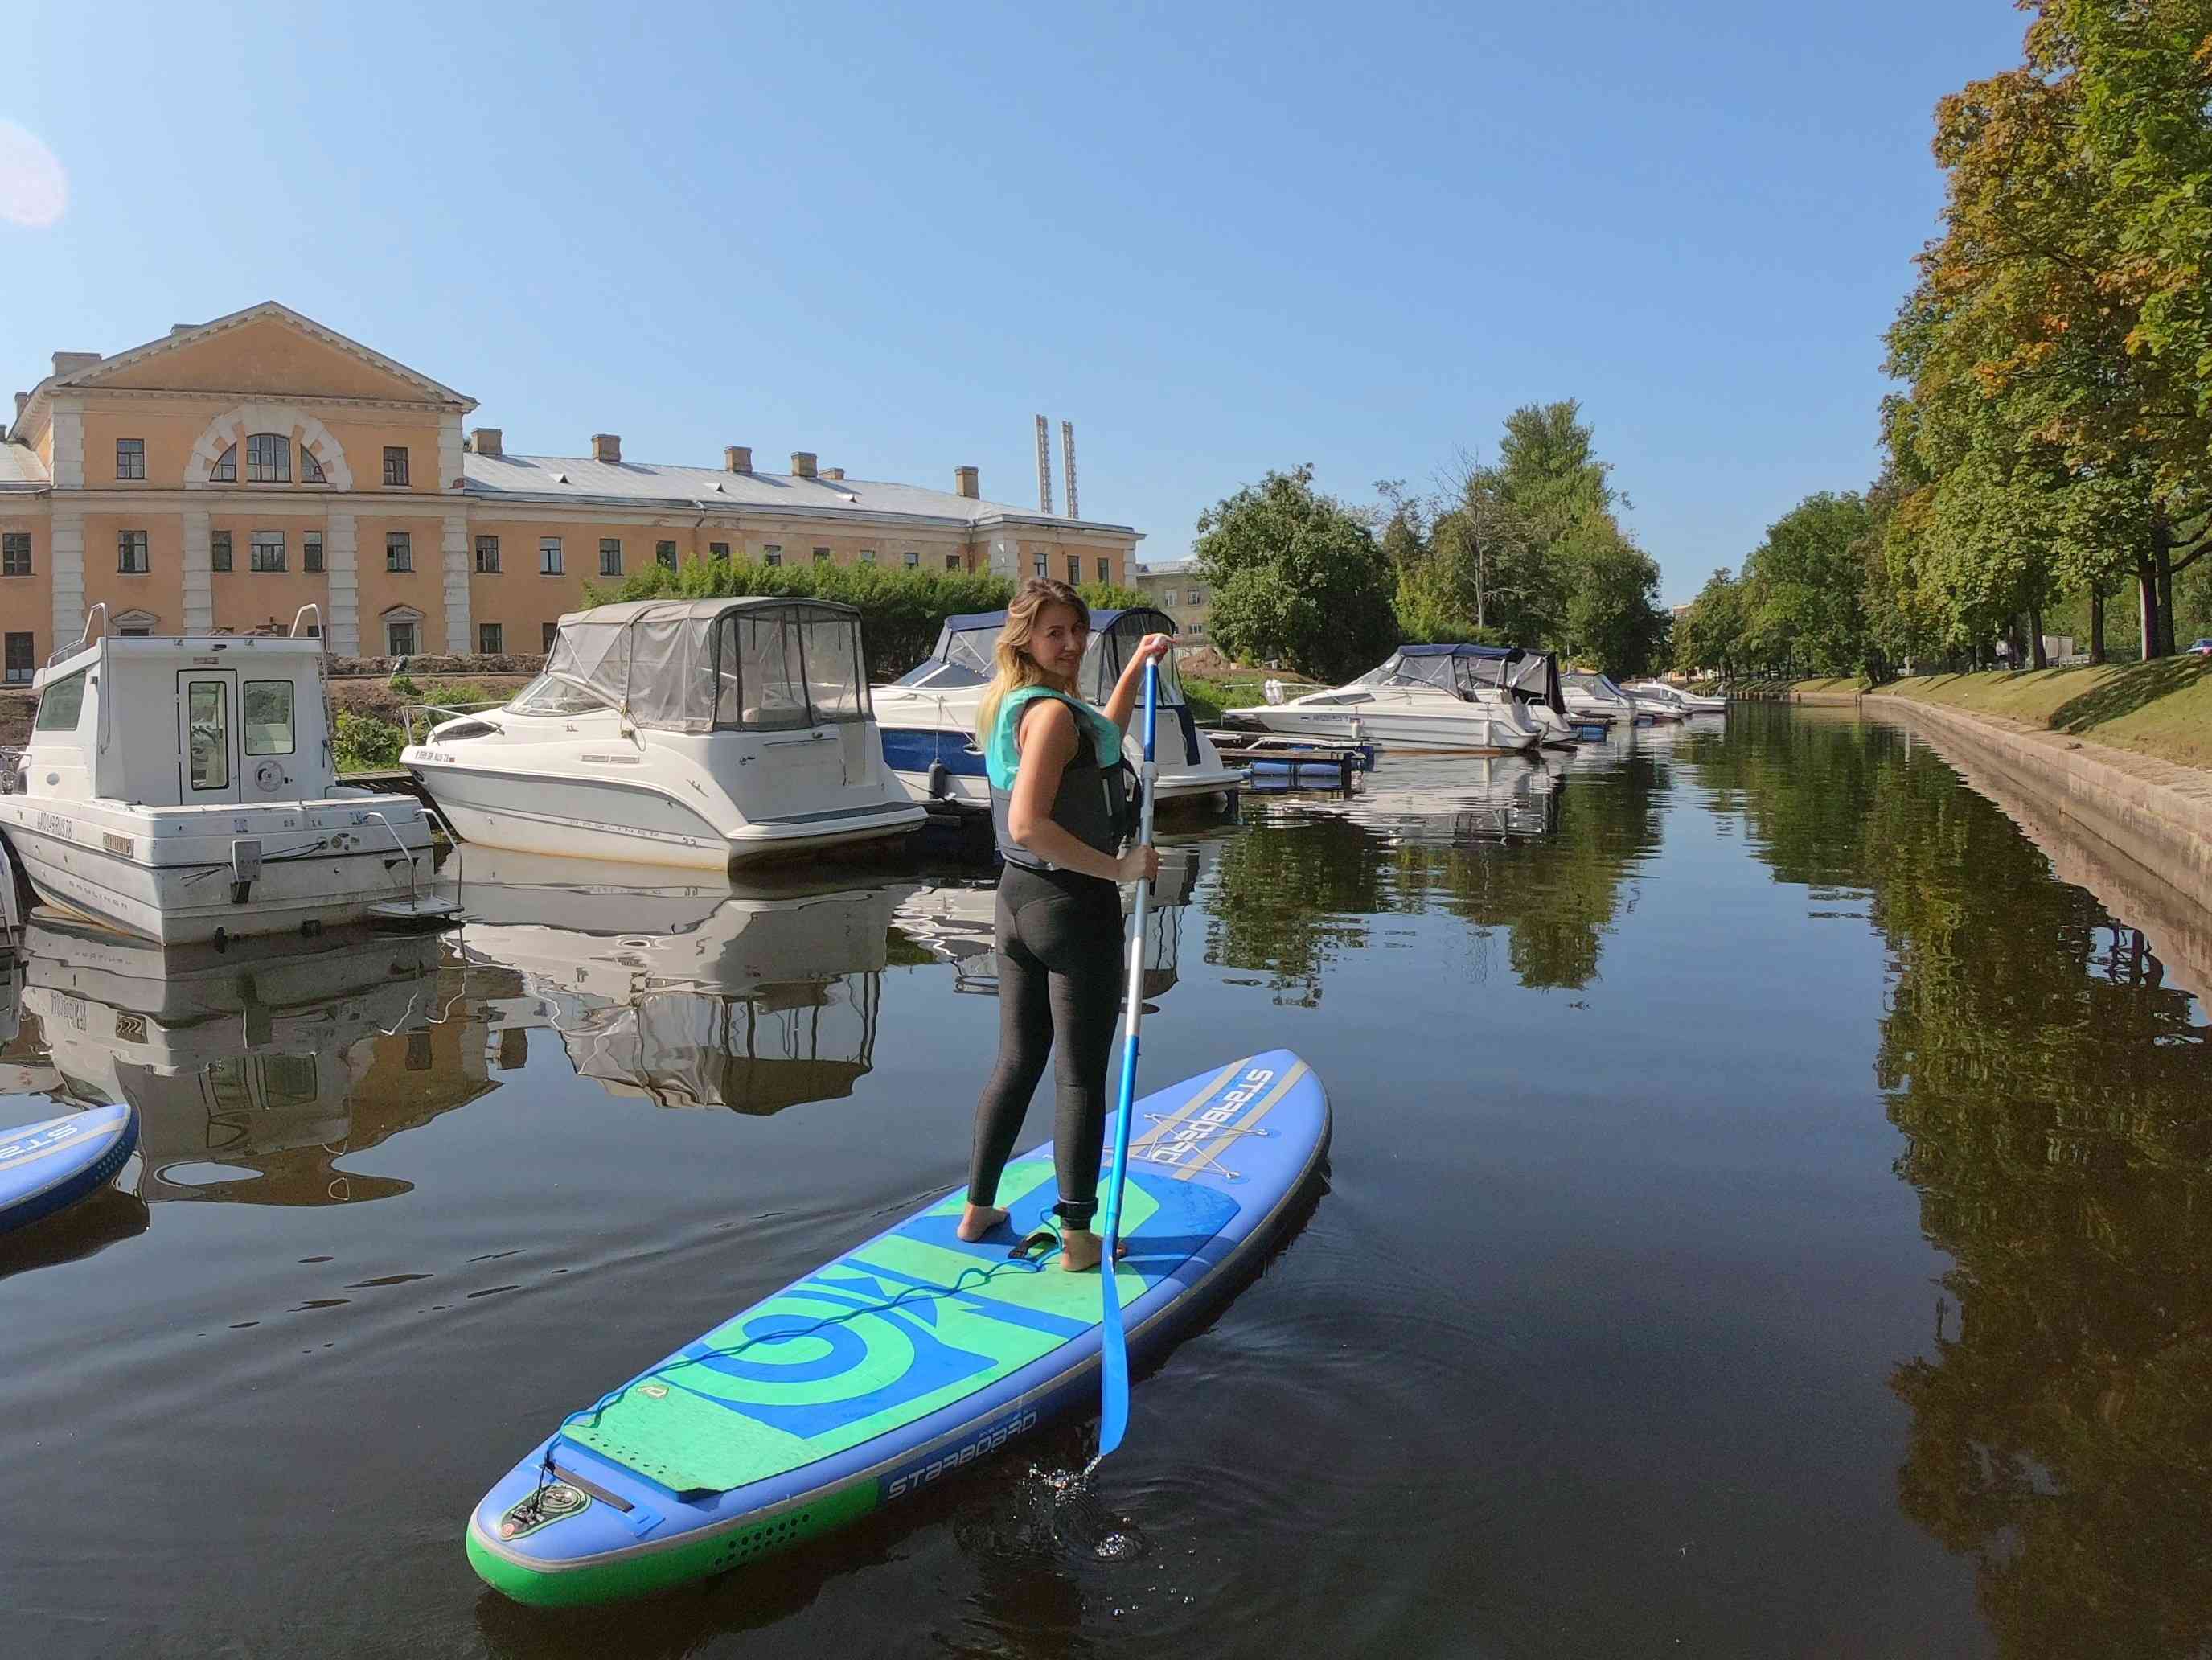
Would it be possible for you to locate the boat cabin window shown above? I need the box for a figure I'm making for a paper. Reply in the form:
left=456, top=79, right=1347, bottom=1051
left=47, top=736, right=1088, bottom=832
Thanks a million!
left=33, top=669, right=88, bottom=732
left=940, top=628, right=997, bottom=680
left=509, top=673, right=613, bottom=717
left=714, top=610, right=869, bottom=730
left=892, top=659, right=986, bottom=690
left=187, top=682, right=231, bottom=791
left=243, top=680, right=296, bottom=756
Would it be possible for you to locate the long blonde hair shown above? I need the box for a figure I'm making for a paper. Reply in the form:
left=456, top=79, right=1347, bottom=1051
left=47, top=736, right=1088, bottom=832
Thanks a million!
left=975, top=577, right=1090, bottom=747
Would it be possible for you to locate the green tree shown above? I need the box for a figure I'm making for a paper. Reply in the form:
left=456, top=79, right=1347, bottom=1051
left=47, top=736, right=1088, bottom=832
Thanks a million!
left=1195, top=465, right=1400, bottom=681
left=1674, top=567, right=1749, bottom=678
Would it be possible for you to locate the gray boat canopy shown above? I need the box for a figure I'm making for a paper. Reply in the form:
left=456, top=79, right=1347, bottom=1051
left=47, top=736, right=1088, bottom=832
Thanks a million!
left=1355, top=643, right=1568, bottom=715
left=531, top=597, right=871, bottom=733
left=900, top=606, right=1189, bottom=705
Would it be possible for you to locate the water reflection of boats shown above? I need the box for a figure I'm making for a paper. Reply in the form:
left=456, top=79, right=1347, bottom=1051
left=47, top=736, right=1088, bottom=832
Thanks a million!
left=17, top=918, right=479, bottom=1206
left=445, top=848, right=902, bottom=1115
left=893, top=843, right=1204, bottom=1001
left=1285, top=755, right=1563, bottom=847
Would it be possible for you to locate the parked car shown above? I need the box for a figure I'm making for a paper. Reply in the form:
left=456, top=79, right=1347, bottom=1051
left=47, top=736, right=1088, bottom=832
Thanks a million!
left=2188, top=639, right=2212, bottom=655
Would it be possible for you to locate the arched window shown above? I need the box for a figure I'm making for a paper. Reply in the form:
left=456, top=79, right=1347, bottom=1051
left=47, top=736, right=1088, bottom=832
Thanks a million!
left=246, top=433, right=291, bottom=483
left=210, top=444, right=237, bottom=482
left=301, top=444, right=326, bottom=484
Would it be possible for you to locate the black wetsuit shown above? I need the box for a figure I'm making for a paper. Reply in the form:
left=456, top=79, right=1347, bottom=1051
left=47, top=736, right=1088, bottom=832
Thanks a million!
left=966, top=695, right=1132, bottom=1229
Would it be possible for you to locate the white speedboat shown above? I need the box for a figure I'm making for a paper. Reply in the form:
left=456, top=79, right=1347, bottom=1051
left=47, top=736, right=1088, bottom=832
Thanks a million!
left=1561, top=671, right=1658, bottom=727
left=873, top=607, right=1244, bottom=818
left=0, top=606, right=449, bottom=947
left=1227, top=646, right=1545, bottom=753
left=403, top=598, right=925, bottom=871
left=443, top=847, right=900, bottom=1114
left=1623, top=680, right=1727, bottom=715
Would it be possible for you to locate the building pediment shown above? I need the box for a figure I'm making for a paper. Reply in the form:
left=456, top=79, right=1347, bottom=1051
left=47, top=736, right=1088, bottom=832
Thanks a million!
left=51, top=302, right=471, bottom=409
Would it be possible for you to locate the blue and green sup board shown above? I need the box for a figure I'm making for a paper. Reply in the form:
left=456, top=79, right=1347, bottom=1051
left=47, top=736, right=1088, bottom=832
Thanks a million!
left=466, top=1049, right=1328, bottom=1606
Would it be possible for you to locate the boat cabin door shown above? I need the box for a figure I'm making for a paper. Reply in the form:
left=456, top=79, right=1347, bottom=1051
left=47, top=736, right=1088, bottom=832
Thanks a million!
left=178, top=669, right=243, bottom=803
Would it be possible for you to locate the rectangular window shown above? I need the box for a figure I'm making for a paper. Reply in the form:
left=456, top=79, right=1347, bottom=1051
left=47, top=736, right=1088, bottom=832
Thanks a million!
left=382, top=446, right=410, bottom=487
left=1064, top=555, right=1079, bottom=584
left=475, top=535, right=501, bottom=573
left=211, top=529, right=232, bottom=573
left=812, top=547, right=831, bottom=564
left=1032, top=552, right=1046, bottom=578
left=599, top=538, right=623, bottom=577
left=542, top=622, right=558, bottom=651
left=762, top=544, right=782, bottom=567
left=247, top=433, right=290, bottom=483
left=250, top=531, right=286, bottom=573
left=387, top=621, right=417, bottom=657
left=709, top=541, right=729, bottom=560
left=1188, top=589, right=1204, bottom=606
left=243, top=680, right=295, bottom=756
left=946, top=553, right=961, bottom=572
left=304, top=532, right=323, bottom=573
left=119, top=530, right=149, bottom=573
left=4, top=632, right=34, bottom=684
left=860, top=549, right=876, bottom=564
left=478, top=622, right=503, bottom=654
left=116, top=438, right=146, bottom=480
left=35, top=668, right=85, bottom=725
left=301, top=446, right=326, bottom=484
left=656, top=540, right=678, bottom=571
left=1098, top=557, right=1110, bottom=584
left=2, top=533, right=31, bottom=576
left=386, top=531, right=412, bottom=573
left=540, top=536, right=563, bottom=574
left=186, top=681, right=230, bottom=790
left=902, top=549, right=919, bottom=568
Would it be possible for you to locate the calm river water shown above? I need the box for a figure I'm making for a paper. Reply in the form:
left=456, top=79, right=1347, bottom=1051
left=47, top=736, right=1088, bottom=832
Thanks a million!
left=2, top=705, right=2205, bottom=1658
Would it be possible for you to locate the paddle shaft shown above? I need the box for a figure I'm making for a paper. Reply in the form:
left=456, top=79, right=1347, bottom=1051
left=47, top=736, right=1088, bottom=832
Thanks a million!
left=1094, top=659, right=1159, bottom=1463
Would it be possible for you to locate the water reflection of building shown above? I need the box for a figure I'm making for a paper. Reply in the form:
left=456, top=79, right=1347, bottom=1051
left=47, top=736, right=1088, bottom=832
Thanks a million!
left=445, top=848, right=903, bottom=1115
left=17, top=918, right=488, bottom=1205
left=893, top=842, right=1204, bottom=1001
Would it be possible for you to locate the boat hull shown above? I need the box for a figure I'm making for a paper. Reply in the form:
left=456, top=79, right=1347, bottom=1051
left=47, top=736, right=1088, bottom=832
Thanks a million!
left=1227, top=705, right=1537, bottom=754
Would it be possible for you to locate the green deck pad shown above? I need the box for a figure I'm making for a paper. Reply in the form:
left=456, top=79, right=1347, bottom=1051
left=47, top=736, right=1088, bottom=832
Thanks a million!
left=564, top=1159, right=1233, bottom=1496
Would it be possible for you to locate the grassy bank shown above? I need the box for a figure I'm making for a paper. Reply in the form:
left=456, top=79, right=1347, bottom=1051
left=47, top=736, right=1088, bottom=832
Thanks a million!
left=1853, top=660, right=2212, bottom=772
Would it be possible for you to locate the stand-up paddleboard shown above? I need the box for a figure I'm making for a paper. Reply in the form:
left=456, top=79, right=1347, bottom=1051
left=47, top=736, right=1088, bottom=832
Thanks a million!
left=0, top=1103, right=139, bottom=1236
left=468, top=1049, right=1328, bottom=1607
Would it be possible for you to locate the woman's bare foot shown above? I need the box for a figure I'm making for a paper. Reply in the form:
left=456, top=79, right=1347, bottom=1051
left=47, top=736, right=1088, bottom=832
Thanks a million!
left=1057, top=1229, right=1130, bottom=1272
left=956, top=1202, right=1009, bottom=1243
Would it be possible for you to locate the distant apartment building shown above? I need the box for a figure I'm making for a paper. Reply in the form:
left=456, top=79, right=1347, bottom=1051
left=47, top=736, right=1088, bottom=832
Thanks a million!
left=1130, top=558, right=1211, bottom=643
left=0, top=302, right=1141, bottom=676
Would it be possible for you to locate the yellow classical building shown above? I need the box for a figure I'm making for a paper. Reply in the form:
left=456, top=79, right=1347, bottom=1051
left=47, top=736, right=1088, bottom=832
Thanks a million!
left=0, top=302, right=1141, bottom=680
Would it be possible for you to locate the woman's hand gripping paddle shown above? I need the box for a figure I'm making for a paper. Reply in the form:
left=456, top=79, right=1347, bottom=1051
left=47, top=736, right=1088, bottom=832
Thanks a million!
left=1093, top=658, right=1160, bottom=1470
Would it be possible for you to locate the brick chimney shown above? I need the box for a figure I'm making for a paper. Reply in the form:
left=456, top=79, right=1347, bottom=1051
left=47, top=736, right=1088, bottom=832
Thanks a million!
left=790, top=451, right=817, bottom=479
left=822, top=466, right=845, bottom=481
left=724, top=446, right=752, bottom=472
left=954, top=465, right=979, bottom=499
left=51, top=351, right=101, bottom=377
left=469, top=427, right=503, bottom=457
left=171, top=323, right=196, bottom=336
left=592, top=433, right=622, bottom=463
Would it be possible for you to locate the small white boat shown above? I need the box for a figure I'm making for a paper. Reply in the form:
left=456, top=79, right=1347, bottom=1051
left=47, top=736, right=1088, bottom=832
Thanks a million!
left=0, top=606, right=449, bottom=947
left=873, top=607, right=1245, bottom=818
left=404, top=598, right=925, bottom=871
left=1623, top=680, right=1727, bottom=715
left=1227, top=645, right=1547, bottom=754
left=1561, top=671, right=1660, bottom=727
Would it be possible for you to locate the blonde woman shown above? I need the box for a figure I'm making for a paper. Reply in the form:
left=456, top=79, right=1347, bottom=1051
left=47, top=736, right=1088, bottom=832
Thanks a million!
left=957, top=578, right=1171, bottom=1272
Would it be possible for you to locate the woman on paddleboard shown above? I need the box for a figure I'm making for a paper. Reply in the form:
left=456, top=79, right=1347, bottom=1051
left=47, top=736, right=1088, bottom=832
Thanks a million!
left=958, top=577, right=1171, bottom=1272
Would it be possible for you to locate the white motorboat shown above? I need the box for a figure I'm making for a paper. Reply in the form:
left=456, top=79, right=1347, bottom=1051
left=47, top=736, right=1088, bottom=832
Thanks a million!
left=873, top=606, right=1244, bottom=817
left=0, top=606, right=449, bottom=947
left=444, top=846, right=901, bottom=1114
left=403, top=598, right=925, bottom=871
left=1623, top=680, right=1728, bottom=715
left=1561, top=671, right=1660, bottom=727
left=1226, top=645, right=1546, bottom=754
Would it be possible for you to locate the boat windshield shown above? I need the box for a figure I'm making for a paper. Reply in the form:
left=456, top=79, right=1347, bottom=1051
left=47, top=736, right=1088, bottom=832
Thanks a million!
left=510, top=673, right=615, bottom=716
left=891, top=659, right=987, bottom=690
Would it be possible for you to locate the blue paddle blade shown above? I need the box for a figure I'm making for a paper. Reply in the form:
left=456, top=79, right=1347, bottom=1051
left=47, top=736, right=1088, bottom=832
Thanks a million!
left=1098, top=1264, right=1131, bottom=1457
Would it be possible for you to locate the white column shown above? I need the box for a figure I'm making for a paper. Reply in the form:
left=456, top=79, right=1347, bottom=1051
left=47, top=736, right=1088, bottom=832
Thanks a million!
left=441, top=512, right=470, bottom=652
left=49, top=401, right=84, bottom=489
left=181, top=510, right=213, bottom=631
left=326, top=511, right=359, bottom=655
left=50, top=506, right=84, bottom=647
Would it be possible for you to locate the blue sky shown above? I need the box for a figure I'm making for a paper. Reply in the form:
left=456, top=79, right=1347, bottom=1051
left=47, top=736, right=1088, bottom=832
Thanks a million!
left=2, top=1, right=2026, bottom=602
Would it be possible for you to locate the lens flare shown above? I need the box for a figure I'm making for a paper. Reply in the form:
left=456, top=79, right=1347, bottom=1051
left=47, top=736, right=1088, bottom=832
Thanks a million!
left=0, top=120, right=68, bottom=228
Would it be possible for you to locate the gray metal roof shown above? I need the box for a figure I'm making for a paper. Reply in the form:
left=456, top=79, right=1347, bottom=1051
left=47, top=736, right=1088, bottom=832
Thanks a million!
left=0, top=442, right=49, bottom=489
left=462, top=452, right=1133, bottom=534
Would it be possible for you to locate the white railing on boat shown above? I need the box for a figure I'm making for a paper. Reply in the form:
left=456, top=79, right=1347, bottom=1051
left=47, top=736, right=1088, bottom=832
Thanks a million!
left=47, top=602, right=106, bottom=667
left=402, top=700, right=509, bottom=747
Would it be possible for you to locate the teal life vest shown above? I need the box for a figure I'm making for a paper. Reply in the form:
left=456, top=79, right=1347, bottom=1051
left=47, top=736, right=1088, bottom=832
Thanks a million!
left=985, top=687, right=1133, bottom=872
